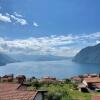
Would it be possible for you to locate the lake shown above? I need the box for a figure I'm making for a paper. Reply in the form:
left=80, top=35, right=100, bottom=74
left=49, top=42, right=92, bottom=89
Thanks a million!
left=0, top=59, right=100, bottom=79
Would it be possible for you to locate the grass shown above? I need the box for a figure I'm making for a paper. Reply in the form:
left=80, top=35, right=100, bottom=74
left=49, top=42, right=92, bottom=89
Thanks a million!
left=28, top=81, right=92, bottom=100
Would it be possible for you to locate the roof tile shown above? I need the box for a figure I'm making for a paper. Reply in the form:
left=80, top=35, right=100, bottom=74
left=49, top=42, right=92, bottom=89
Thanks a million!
left=0, top=83, right=37, bottom=100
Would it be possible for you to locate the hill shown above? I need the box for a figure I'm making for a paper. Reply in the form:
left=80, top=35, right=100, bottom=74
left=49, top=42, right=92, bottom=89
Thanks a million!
left=0, top=53, right=15, bottom=66
left=73, top=43, right=100, bottom=64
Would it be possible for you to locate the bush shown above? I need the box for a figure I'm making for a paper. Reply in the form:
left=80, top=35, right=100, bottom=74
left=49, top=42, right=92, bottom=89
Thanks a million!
left=64, top=79, right=71, bottom=84
left=46, top=92, right=62, bottom=100
left=31, top=80, right=42, bottom=89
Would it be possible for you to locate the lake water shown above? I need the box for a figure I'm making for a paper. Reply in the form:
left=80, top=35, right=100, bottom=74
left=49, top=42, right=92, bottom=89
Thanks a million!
left=0, top=59, right=100, bottom=79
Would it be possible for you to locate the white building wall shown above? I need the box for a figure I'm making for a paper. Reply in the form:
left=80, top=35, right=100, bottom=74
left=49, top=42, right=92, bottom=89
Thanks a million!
left=83, top=80, right=88, bottom=86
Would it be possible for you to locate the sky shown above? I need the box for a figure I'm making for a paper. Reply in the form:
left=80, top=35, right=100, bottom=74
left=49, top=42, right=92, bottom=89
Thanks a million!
left=0, top=0, right=100, bottom=56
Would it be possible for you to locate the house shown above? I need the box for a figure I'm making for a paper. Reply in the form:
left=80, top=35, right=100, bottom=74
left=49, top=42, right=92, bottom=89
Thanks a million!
left=71, top=76, right=82, bottom=83
left=78, top=83, right=89, bottom=92
left=39, top=76, right=59, bottom=84
left=89, top=74, right=98, bottom=78
left=78, top=73, right=98, bottom=79
left=0, top=83, right=47, bottom=100
left=16, top=75, right=26, bottom=83
left=82, top=74, right=89, bottom=78
left=82, top=77, right=100, bottom=87
left=1, top=74, right=14, bottom=82
left=79, top=77, right=100, bottom=92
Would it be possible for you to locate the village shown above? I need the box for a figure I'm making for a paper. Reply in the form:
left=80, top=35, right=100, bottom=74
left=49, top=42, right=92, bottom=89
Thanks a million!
left=0, top=74, right=100, bottom=100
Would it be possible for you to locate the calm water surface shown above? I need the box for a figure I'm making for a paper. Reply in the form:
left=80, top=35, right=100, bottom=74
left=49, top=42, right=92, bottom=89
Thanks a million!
left=0, top=59, right=100, bottom=79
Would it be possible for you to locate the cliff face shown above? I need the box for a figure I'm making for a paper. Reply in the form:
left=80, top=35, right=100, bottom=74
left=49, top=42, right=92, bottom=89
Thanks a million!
left=0, top=53, right=15, bottom=66
left=73, top=43, right=100, bottom=64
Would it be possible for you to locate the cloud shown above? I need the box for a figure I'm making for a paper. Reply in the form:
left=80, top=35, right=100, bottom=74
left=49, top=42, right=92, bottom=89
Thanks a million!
left=10, top=15, right=27, bottom=25
left=0, top=13, right=11, bottom=22
left=96, top=40, right=100, bottom=44
left=33, top=22, right=39, bottom=27
left=0, top=35, right=76, bottom=56
left=14, top=12, right=23, bottom=17
left=5, top=13, right=27, bottom=25
left=0, top=32, right=100, bottom=56
left=1, top=12, right=40, bottom=26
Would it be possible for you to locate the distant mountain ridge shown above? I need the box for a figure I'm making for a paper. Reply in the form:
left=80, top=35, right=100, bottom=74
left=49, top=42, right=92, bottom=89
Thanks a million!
left=0, top=53, right=70, bottom=66
left=10, top=54, right=70, bottom=61
left=0, top=53, right=15, bottom=66
left=73, top=43, right=100, bottom=64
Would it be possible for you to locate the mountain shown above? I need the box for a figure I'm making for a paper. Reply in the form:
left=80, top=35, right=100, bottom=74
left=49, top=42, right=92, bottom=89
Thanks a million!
left=73, top=43, right=100, bottom=64
left=10, top=54, right=70, bottom=62
left=0, top=53, right=15, bottom=66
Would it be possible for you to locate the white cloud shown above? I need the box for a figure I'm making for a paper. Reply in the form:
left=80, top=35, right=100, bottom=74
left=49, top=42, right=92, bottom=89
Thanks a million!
left=33, top=22, right=39, bottom=27
left=96, top=40, right=100, bottom=44
left=10, top=15, right=27, bottom=25
left=5, top=13, right=10, bottom=16
left=0, top=32, right=100, bottom=56
left=6, top=13, right=27, bottom=25
left=14, top=12, right=23, bottom=17
left=1, top=12, right=40, bottom=27
left=0, top=13, right=11, bottom=22
left=0, top=35, right=76, bottom=56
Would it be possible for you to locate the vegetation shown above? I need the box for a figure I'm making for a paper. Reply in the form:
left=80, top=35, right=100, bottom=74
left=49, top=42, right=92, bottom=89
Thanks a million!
left=28, top=80, right=92, bottom=100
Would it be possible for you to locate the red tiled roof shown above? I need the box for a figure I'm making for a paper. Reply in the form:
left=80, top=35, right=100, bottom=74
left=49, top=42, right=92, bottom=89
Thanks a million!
left=84, top=77, right=100, bottom=83
left=92, top=95, right=100, bottom=100
left=0, top=90, right=37, bottom=100
left=0, top=83, right=20, bottom=91
left=0, top=83, right=38, bottom=100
